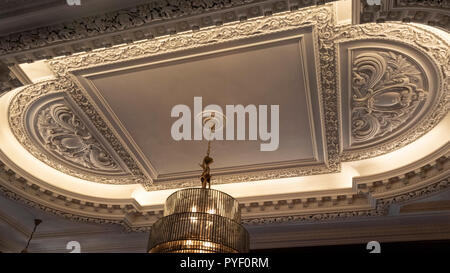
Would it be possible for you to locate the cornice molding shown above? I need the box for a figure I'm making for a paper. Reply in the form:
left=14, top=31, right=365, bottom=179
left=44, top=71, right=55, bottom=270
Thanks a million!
left=358, top=0, right=450, bottom=31
left=0, top=3, right=449, bottom=231
left=0, top=144, right=448, bottom=231
left=0, top=0, right=338, bottom=65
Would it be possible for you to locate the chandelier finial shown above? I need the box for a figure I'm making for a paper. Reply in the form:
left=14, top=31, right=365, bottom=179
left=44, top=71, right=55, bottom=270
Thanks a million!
left=200, top=115, right=215, bottom=189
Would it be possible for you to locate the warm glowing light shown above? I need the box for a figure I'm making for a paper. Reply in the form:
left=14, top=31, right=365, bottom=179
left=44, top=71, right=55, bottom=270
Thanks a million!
left=203, top=242, right=213, bottom=248
left=148, top=188, right=249, bottom=253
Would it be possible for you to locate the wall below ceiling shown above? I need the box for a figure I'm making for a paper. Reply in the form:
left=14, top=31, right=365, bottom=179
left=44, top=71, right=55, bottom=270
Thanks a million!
left=1, top=187, right=450, bottom=253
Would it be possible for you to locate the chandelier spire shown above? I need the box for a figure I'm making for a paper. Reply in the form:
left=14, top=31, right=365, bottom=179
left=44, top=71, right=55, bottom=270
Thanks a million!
left=147, top=111, right=249, bottom=253
left=199, top=114, right=215, bottom=189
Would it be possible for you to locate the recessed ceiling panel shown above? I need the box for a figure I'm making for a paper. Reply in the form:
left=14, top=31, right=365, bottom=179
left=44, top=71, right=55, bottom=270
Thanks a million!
left=76, top=31, right=326, bottom=181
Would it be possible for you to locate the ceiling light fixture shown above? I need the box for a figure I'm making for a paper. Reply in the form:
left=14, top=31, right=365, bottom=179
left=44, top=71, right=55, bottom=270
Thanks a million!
left=21, top=219, right=42, bottom=253
left=147, top=115, right=249, bottom=253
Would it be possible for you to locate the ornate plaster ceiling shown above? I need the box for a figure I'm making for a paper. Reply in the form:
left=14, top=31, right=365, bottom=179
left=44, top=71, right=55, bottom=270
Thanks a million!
left=358, top=0, right=449, bottom=31
left=0, top=2, right=449, bottom=231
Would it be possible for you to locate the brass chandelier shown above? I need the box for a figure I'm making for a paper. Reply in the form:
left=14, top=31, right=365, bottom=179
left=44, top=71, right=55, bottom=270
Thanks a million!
left=148, top=118, right=249, bottom=253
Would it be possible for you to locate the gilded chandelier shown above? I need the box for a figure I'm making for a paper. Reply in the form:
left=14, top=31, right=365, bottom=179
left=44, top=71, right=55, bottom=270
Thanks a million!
left=148, top=117, right=249, bottom=253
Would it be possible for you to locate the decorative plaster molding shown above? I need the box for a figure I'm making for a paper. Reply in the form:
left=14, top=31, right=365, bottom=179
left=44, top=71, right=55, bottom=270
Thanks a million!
left=6, top=7, right=449, bottom=188
left=241, top=209, right=378, bottom=225
left=375, top=177, right=450, bottom=215
left=48, top=5, right=336, bottom=76
left=0, top=0, right=258, bottom=55
left=7, top=81, right=141, bottom=185
left=0, top=185, right=126, bottom=229
left=42, top=4, right=341, bottom=189
left=0, top=0, right=339, bottom=65
left=358, top=0, right=450, bottom=31
left=334, top=23, right=450, bottom=161
left=0, top=62, right=22, bottom=95
left=0, top=148, right=448, bottom=230
left=350, top=51, right=427, bottom=144
left=242, top=161, right=450, bottom=225
left=0, top=3, right=449, bottom=231
left=396, top=0, right=449, bottom=9
left=35, top=101, right=121, bottom=172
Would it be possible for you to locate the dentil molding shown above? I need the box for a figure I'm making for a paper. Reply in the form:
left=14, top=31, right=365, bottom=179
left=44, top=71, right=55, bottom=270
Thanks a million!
left=0, top=142, right=448, bottom=231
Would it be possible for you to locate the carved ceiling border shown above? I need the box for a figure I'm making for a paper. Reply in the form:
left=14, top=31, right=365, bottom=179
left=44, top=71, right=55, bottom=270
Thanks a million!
left=243, top=176, right=450, bottom=225
left=0, top=0, right=338, bottom=65
left=0, top=146, right=448, bottom=231
left=0, top=0, right=264, bottom=57
left=394, top=0, right=450, bottom=9
left=28, top=95, right=130, bottom=174
left=358, top=0, right=450, bottom=31
left=43, top=4, right=341, bottom=189
left=7, top=81, right=146, bottom=185
left=333, top=22, right=450, bottom=161
left=47, top=5, right=335, bottom=76
left=0, top=62, right=22, bottom=95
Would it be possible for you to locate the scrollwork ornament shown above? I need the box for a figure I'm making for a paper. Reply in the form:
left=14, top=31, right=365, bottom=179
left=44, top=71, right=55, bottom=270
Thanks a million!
left=48, top=6, right=336, bottom=76
left=0, top=0, right=261, bottom=56
left=334, top=23, right=450, bottom=161
left=7, top=81, right=143, bottom=185
left=36, top=102, right=120, bottom=172
left=351, top=51, right=427, bottom=143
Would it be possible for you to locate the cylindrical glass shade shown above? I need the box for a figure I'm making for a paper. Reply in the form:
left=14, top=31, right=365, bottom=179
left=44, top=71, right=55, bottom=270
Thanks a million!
left=148, top=188, right=249, bottom=253
left=164, top=188, right=241, bottom=221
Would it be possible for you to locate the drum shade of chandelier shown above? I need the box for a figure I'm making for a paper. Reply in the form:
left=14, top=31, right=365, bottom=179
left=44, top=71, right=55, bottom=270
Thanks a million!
left=148, top=116, right=249, bottom=253
left=147, top=188, right=249, bottom=253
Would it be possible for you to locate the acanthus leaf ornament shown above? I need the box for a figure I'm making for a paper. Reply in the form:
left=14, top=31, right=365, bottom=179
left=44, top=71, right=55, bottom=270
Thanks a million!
left=0, top=0, right=262, bottom=57
left=334, top=23, right=449, bottom=161
left=351, top=51, right=427, bottom=143
left=36, top=102, right=120, bottom=172
left=7, top=82, right=141, bottom=185
left=46, top=4, right=342, bottom=188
